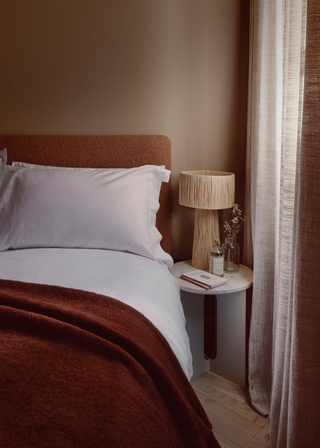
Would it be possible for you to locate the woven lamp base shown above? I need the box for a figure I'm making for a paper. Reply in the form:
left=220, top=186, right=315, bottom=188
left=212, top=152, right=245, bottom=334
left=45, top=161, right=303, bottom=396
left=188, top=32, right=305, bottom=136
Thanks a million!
left=192, top=209, right=220, bottom=270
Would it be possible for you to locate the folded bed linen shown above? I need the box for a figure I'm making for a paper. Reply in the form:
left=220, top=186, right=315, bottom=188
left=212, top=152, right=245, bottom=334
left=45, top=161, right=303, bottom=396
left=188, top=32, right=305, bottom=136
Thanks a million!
left=0, top=248, right=192, bottom=379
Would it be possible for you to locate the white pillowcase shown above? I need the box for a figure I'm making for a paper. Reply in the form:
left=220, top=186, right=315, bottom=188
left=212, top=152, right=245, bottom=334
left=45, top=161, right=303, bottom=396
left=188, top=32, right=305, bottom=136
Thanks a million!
left=0, top=163, right=173, bottom=267
left=0, top=148, right=7, bottom=187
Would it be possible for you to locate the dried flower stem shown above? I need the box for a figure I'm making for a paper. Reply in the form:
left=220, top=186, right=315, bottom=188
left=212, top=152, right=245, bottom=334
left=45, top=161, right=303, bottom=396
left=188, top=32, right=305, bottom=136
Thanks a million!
left=224, top=204, right=246, bottom=238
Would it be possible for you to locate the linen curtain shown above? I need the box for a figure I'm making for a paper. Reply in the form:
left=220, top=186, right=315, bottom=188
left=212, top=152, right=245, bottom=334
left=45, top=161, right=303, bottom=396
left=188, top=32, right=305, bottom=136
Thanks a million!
left=244, top=1, right=320, bottom=447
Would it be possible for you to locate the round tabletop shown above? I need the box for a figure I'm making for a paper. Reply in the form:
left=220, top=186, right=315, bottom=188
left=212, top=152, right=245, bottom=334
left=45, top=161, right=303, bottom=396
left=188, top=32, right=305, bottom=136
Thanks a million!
left=170, top=260, right=253, bottom=295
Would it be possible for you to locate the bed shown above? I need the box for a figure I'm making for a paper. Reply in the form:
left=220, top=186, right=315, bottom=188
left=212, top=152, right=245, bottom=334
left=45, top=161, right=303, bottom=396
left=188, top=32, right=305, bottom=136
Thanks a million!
left=0, top=135, right=220, bottom=448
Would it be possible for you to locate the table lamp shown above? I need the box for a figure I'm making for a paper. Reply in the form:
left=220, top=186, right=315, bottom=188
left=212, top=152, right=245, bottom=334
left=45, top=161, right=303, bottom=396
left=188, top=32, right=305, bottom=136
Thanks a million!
left=179, top=170, right=235, bottom=270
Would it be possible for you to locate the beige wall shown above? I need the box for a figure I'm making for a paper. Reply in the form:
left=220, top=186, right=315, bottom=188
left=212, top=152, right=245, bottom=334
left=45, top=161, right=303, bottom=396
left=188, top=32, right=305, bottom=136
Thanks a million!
left=0, top=0, right=249, bottom=261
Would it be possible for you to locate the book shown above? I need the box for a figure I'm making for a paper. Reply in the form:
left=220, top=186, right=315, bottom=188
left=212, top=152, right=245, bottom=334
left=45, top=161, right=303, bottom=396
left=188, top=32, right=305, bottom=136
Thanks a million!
left=180, top=270, right=227, bottom=290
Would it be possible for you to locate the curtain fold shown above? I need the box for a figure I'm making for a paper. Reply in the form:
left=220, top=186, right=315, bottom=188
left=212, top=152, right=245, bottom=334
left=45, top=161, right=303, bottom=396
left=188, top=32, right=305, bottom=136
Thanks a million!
left=245, top=0, right=320, bottom=446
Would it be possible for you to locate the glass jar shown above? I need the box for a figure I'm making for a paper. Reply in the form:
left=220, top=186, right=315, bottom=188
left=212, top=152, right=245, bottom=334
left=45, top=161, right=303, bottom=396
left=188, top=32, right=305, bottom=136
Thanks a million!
left=222, top=236, right=240, bottom=273
left=209, top=239, right=224, bottom=277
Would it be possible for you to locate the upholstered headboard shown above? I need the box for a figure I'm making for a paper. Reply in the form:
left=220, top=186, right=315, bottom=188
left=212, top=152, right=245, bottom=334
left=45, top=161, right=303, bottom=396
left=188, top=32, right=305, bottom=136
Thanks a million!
left=0, top=135, right=172, bottom=255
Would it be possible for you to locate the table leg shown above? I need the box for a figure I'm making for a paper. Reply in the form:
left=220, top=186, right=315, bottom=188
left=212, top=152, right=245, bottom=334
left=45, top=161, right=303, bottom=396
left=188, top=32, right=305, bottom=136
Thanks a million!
left=210, top=290, right=246, bottom=387
left=180, top=291, right=210, bottom=380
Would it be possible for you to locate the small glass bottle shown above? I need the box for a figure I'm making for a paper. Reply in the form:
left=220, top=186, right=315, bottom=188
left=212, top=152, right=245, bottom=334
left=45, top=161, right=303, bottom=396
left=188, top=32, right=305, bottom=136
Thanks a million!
left=210, top=239, right=224, bottom=277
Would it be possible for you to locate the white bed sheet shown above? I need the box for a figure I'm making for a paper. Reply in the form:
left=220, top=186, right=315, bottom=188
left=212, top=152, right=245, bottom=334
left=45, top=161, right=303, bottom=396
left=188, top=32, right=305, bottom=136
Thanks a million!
left=0, top=248, right=193, bottom=380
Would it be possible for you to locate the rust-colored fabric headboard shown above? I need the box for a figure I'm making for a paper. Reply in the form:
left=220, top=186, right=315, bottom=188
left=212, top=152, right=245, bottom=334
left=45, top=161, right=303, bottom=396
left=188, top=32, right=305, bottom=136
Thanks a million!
left=0, top=135, right=172, bottom=255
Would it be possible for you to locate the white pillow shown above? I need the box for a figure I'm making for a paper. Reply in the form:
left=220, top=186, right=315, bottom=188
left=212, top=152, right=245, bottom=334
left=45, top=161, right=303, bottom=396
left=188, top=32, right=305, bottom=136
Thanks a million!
left=0, top=164, right=173, bottom=267
left=0, top=148, right=7, bottom=187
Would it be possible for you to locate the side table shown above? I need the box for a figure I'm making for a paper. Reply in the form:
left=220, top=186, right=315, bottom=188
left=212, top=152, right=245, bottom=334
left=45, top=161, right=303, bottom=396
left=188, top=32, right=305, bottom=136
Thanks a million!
left=170, top=260, right=253, bottom=387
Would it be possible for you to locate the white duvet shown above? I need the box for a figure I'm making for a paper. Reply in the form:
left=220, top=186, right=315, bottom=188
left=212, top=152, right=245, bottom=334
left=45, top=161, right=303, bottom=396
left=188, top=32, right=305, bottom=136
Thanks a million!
left=0, top=248, right=193, bottom=380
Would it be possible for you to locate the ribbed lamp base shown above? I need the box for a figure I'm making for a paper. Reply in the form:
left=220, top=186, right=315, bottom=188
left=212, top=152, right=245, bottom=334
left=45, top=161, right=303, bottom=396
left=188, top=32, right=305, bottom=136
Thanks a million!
left=192, top=209, right=220, bottom=270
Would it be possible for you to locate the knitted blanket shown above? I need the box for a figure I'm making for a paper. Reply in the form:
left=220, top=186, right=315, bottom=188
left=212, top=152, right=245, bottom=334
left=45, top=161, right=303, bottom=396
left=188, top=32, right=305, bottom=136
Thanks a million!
left=0, top=279, right=220, bottom=448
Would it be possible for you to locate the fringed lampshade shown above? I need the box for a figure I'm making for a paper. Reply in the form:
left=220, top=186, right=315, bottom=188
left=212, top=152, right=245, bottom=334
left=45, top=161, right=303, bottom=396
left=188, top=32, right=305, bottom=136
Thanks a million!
left=179, top=170, right=235, bottom=270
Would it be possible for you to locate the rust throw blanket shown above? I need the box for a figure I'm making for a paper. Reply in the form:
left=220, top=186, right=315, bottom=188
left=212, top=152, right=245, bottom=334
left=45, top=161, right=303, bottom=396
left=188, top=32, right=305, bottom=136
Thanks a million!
left=0, top=279, right=220, bottom=448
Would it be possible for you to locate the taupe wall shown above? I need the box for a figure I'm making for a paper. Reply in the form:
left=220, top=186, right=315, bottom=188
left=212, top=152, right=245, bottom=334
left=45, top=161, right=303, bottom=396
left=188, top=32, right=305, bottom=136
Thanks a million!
left=0, top=0, right=249, bottom=261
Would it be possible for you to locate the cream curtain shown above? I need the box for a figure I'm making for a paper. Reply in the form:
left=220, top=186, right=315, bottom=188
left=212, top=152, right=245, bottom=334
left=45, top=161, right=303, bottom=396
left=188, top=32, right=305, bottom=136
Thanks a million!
left=244, top=1, right=320, bottom=447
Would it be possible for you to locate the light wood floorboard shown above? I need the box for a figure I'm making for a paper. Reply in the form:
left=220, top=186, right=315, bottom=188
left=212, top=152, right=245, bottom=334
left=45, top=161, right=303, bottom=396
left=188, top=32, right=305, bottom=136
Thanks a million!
left=191, top=371, right=270, bottom=448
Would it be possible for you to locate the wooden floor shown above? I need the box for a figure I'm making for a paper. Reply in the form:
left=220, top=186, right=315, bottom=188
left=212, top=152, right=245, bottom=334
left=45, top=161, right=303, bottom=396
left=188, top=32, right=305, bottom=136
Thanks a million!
left=191, top=371, right=270, bottom=448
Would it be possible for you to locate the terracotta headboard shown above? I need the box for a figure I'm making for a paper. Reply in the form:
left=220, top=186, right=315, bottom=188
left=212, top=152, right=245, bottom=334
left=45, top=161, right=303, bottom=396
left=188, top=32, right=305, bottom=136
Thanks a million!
left=0, top=135, right=172, bottom=255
